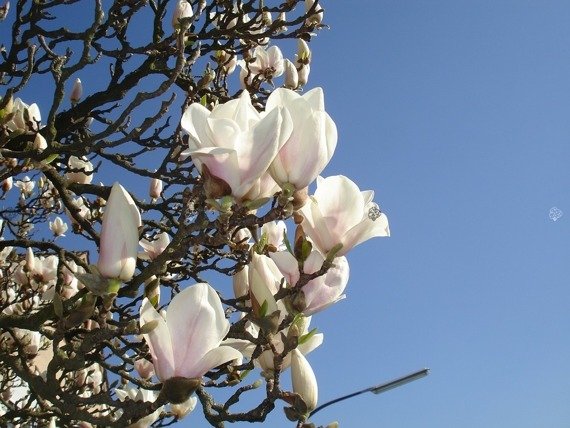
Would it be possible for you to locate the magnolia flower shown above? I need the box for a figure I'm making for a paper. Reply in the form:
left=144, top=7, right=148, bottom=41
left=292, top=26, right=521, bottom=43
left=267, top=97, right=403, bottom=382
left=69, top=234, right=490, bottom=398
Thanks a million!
left=215, top=50, right=237, bottom=75
left=283, top=59, right=298, bottom=89
left=261, top=220, right=287, bottom=250
left=181, top=90, right=292, bottom=200
left=139, top=282, right=242, bottom=381
left=255, top=316, right=322, bottom=374
left=97, top=183, right=141, bottom=281
left=49, top=216, right=68, bottom=237
left=6, top=98, right=41, bottom=133
left=149, top=177, right=163, bottom=200
left=305, top=0, right=324, bottom=27
left=271, top=250, right=349, bottom=315
left=267, top=88, right=337, bottom=190
left=238, top=46, right=284, bottom=87
left=240, top=172, right=280, bottom=202
left=172, top=0, right=193, bottom=29
left=70, top=78, right=83, bottom=104
left=291, top=348, right=318, bottom=412
left=248, top=252, right=283, bottom=316
left=66, top=156, right=94, bottom=185
left=134, top=358, right=155, bottom=380
left=139, top=232, right=170, bottom=261
left=14, top=176, right=35, bottom=197
left=300, top=175, right=390, bottom=256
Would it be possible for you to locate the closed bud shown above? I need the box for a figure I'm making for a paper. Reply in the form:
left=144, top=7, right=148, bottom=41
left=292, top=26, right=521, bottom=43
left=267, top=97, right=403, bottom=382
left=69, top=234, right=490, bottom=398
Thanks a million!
left=284, top=59, right=298, bottom=89
left=262, top=10, right=272, bottom=26
left=70, top=78, right=83, bottom=104
left=134, top=358, right=155, bottom=380
left=291, top=348, right=318, bottom=413
left=149, top=176, right=163, bottom=200
left=172, top=0, right=193, bottom=30
left=297, top=64, right=310, bottom=87
left=33, top=133, right=47, bottom=152
left=2, top=176, right=13, bottom=193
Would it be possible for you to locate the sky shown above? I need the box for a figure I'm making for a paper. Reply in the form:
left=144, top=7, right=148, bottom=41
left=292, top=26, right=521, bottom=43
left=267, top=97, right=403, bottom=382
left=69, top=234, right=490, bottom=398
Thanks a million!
left=3, top=1, right=570, bottom=427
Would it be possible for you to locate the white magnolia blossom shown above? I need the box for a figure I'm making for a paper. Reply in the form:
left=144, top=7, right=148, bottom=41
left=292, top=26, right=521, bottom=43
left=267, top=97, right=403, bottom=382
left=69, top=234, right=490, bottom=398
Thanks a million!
left=6, top=98, right=42, bottom=133
left=181, top=89, right=292, bottom=200
left=49, top=216, right=68, bottom=237
left=283, top=59, right=299, bottom=89
left=14, top=176, right=35, bottom=197
left=300, top=175, right=390, bottom=256
left=239, top=46, right=284, bottom=87
left=267, top=88, right=337, bottom=190
left=139, top=232, right=170, bottom=261
left=66, top=156, right=94, bottom=185
left=261, top=220, right=288, bottom=250
left=139, top=282, right=242, bottom=381
left=271, top=250, right=349, bottom=315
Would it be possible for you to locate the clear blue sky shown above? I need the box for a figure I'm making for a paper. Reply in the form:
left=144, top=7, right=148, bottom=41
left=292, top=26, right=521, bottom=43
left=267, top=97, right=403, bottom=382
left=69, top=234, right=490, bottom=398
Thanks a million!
left=300, top=2, right=570, bottom=427
left=4, top=1, right=570, bottom=427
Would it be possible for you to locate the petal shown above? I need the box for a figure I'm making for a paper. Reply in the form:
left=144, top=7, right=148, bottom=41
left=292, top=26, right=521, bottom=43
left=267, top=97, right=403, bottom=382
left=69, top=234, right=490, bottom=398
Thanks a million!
left=302, top=87, right=325, bottom=111
left=181, top=103, right=212, bottom=152
left=341, top=212, right=390, bottom=255
left=167, top=283, right=230, bottom=376
left=140, top=298, right=174, bottom=381
left=269, top=251, right=300, bottom=286
left=183, top=345, right=243, bottom=378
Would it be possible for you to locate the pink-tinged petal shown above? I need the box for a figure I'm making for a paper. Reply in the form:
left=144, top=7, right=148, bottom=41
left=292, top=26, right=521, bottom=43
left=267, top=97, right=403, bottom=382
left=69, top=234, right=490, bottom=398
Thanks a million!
left=181, top=103, right=212, bottom=152
left=269, top=251, right=300, bottom=286
left=302, top=255, right=349, bottom=315
left=140, top=298, right=175, bottom=381
left=341, top=212, right=390, bottom=255
left=316, top=177, right=364, bottom=238
left=184, top=346, right=243, bottom=378
left=97, top=183, right=141, bottom=281
left=302, top=198, right=335, bottom=253
left=166, top=283, right=230, bottom=376
left=190, top=147, right=240, bottom=193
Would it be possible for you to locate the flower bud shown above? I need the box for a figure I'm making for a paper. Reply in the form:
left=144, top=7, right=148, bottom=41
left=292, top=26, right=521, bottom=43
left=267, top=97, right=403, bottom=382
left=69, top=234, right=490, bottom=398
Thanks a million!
left=149, top=176, right=163, bottom=200
left=0, top=2, right=9, bottom=22
left=297, top=64, right=310, bottom=87
left=291, top=348, right=318, bottom=413
left=283, top=59, right=298, bottom=89
left=305, top=0, right=323, bottom=27
left=33, top=133, right=47, bottom=152
left=297, top=39, right=312, bottom=65
left=66, top=156, right=94, bottom=185
left=2, top=176, right=13, bottom=193
left=172, top=0, right=193, bottom=30
left=70, top=78, right=83, bottom=104
left=134, top=358, right=155, bottom=380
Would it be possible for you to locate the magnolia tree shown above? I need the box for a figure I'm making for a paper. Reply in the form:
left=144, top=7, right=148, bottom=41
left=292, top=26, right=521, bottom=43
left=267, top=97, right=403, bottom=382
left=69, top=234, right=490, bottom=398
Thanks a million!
left=0, top=0, right=390, bottom=427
